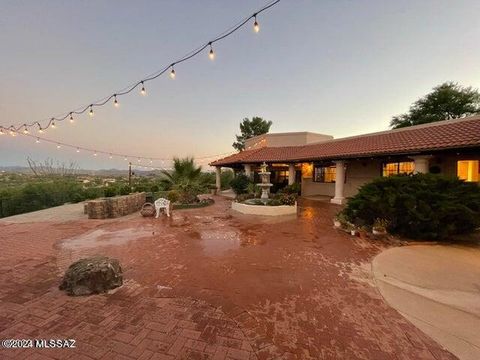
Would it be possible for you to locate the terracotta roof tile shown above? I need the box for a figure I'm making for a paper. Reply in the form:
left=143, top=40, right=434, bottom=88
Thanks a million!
left=210, top=116, right=480, bottom=166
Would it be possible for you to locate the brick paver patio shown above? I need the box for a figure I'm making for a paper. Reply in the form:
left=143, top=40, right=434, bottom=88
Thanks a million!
left=0, top=197, right=455, bottom=359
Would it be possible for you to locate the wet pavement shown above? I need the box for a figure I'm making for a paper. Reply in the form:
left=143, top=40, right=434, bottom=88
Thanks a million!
left=0, top=196, right=455, bottom=359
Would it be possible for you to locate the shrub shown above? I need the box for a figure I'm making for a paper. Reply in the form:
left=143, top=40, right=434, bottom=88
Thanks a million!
left=342, top=174, right=480, bottom=240
left=119, top=185, right=131, bottom=195
left=273, top=193, right=297, bottom=206
left=167, top=190, right=180, bottom=203
left=220, top=170, right=234, bottom=190
left=280, top=183, right=301, bottom=195
left=230, top=174, right=251, bottom=195
left=103, top=187, right=117, bottom=198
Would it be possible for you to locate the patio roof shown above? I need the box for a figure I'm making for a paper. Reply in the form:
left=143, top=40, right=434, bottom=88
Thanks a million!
left=211, top=116, right=480, bottom=166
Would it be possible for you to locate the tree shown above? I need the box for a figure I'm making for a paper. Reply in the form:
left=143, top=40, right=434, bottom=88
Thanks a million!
left=160, top=157, right=202, bottom=189
left=390, top=82, right=480, bottom=129
left=233, top=117, right=272, bottom=151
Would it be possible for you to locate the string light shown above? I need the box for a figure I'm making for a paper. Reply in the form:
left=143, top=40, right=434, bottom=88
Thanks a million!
left=0, top=128, right=4, bottom=135
left=69, top=113, right=74, bottom=123
left=51, top=120, right=56, bottom=129
left=253, top=14, right=260, bottom=33
left=93, top=152, right=98, bottom=157
left=76, top=148, right=80, bottom=153
left=36, top=138, right=40, bottom=143
left=38, top=125, right=44, bottom=134
left=1, top=0, right=280, bottom=134
left=56, top=144, right=61, bottom=149
left=208, top=43, right=215, bottom=60
left=113, top=95, right=119, bottom=107
left=23, top=125, right=29, bottom=134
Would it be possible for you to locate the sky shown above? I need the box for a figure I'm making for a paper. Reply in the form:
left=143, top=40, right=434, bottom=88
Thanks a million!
left=1, top=0, right=479, bottom=170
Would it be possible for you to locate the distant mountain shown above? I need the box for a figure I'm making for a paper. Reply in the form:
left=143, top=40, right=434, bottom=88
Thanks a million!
left=0, top=166, right=161, bottom=176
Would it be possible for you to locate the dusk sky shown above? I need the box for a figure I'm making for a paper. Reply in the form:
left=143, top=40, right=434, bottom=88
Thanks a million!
left=1, top=0, right=479, bottom=170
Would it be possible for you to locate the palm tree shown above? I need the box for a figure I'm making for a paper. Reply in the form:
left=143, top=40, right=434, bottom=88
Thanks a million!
left=160, top=157, right=203, bottom=190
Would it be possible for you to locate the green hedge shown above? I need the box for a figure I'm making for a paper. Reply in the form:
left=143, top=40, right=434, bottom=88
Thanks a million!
left=342, top=174, right=480, bottom=240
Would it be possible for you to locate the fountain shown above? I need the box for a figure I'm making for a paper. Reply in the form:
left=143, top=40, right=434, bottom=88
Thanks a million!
left=231, top=161, right=296, bottom=216
left=258, top=162, right=273, bottom=204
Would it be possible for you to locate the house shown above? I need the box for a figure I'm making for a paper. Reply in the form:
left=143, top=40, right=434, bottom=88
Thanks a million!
left=210, top=116, right=480, bottom=204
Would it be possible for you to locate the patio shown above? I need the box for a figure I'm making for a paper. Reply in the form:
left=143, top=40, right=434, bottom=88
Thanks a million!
left=0, top=196, right=456, bottom=359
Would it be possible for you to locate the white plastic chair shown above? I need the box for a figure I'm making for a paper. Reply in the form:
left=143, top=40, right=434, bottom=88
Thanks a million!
left=154, top=198, right=171, bottom=218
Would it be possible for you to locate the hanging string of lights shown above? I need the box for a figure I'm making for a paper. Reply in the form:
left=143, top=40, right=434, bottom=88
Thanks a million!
left=0, top=0, right=280, bottom=136
left=7, top=130, right=236, bottom=165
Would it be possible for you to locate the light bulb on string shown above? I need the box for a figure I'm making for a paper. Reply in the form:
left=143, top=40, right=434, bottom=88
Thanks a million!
left=253, top=14, right=260, bottom=33
left=93, top=152, right=98, bottom=157
left=208, top=42, right=215, bottom=60
left=124, top=157, right=128, bottom=161
left=38, top=125, right=44, bottom=134
left=113, top=95, right=119, bottom=108
left=109, top=154, right=113, bottom=159
left=23, top=125, right=29, bottom=134
left=51, top=119, right=56, bottom=129
left=56, top=144, right=61, bottom=149
left=140, top=81, right=146, bottom=96
left=170, top=65, right=176, bottom=79
left=89, top=105, right=94, bottom=117
left=35, top=138, right=40, bottom=143
left=0, top=128, right=4, bottom=136
left=76, top=148, right=80, bottom=153
left=69, top=113, right=74, bottom=123
left=10, top=128, right=17, bottom=136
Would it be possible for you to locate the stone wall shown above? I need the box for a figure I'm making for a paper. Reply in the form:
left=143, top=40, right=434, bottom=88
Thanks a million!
left=86, top=192, right=146, bottom=219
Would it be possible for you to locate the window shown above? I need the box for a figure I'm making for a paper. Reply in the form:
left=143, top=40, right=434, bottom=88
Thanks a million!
left=275, top=170, right=289, bottom=183
left=382, top=161, right=414, bottom=177
left=314, top=165, right=336, bottom=183
left=457, top=160, right=479, bottom=182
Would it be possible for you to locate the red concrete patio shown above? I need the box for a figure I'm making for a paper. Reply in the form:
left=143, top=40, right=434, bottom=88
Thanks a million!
left=0, top=196, right=455, bottom=359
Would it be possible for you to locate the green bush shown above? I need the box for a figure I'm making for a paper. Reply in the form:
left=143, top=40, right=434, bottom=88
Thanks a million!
left=119, top=185, right=131, bottom=195
left=220, top=170, right=234, bottom=190
left=230, top=174, right=251, bottom=195
left=280, top=183, right=301, bottom=195
left=167, top=190, right=180, bottom=203
left=342, top=174, right=480, bottom=240
left=103, top=187, right=117, bottom=197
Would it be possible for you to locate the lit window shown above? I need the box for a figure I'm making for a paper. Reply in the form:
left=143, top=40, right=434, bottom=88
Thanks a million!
left=314, top=166, right=336, bottom=183
left=457, top=160, right=479, bottom=182
left=382, top=161, right=414, bottom=177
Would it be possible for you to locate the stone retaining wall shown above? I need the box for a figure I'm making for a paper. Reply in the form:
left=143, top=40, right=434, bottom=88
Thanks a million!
left=86, top=192, right=146, bottom=219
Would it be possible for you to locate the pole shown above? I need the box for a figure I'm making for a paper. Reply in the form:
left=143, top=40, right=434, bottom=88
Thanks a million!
left=128, top=162, right=132, bottom=187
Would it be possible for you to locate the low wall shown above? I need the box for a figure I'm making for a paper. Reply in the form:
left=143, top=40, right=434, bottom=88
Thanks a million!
left=231, top=201, right=297, bottom=216
left=86, top=192, right=146, bottom=219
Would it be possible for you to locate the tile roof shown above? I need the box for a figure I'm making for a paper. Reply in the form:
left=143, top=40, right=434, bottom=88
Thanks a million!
left=211, top=116, right=480, bottom=166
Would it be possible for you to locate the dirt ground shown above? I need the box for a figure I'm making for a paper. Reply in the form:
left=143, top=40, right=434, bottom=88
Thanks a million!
left=0, top=196, right=455, bottom=359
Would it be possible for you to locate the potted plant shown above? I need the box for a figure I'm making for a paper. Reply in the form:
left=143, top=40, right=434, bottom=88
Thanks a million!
left=372, top=218, right=389, bottom=235
left=333, top=213, right=343, bottom=228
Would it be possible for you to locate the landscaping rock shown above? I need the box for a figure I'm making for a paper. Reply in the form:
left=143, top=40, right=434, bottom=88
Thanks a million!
left=59, top=256, right=123, bottom=296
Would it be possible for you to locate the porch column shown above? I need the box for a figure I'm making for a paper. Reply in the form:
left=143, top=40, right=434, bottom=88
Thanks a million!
left=410, top=155, right=431, bottom=174
left=331, top=160, right=346, bottom=205
left=288, top=164, right=295, bottom=185
left=244, top=164, right=252, bottom=178
left=215, top=166, right=221, bottom=191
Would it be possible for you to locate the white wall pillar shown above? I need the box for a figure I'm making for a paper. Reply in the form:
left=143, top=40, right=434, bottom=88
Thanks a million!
left=288, top=164, right=295, bottom=185
left=410, top=155, right=431, bottom=174
left=331, top=160, right=346, bottom=205
left=244, top=164, right=252, bottom=178
left=215, top=167, right=221, bottom=191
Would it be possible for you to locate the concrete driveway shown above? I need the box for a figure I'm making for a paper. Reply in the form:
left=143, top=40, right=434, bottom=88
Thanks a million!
left=372, top=244, right=480, bottom=360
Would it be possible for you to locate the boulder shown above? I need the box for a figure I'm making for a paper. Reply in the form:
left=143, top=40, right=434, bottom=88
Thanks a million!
left=59, top=256, right=123, bottom=296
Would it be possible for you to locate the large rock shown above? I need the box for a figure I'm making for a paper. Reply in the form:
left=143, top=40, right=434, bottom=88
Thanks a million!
left=59, top=256, right=123, bottom=296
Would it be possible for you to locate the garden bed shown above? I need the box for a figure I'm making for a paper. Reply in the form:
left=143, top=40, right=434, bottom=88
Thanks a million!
left=231, top=201, right=297, bottom=216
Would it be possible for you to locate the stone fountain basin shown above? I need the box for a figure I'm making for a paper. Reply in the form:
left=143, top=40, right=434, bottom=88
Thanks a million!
left=231, top=200, right=297, bottom=216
